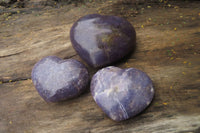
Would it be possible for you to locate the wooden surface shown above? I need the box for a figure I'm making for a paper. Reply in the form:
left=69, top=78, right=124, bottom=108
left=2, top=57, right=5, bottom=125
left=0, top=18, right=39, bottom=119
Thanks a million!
left=0, top=1, right=200, bottom=133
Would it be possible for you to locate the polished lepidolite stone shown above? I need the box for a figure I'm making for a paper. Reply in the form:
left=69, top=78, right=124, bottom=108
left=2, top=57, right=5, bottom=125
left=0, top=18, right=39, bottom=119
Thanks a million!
left=31, top=56, right=89, bottom=102
left=70, top=14, right=136, bottom=67
left=90, top=66, right=154, bottom=121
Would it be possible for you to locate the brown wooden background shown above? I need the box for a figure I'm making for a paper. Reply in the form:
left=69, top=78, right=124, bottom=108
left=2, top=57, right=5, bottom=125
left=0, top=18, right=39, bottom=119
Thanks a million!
left=0, top=0, right=200, bottom=132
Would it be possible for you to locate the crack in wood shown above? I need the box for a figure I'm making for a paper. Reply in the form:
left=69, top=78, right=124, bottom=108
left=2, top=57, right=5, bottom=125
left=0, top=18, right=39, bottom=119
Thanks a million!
left=63, top=54, right=77, bottom=59
left=0, top=51, right=24, bottom=58
left=0, top=78, right=31, bottom=84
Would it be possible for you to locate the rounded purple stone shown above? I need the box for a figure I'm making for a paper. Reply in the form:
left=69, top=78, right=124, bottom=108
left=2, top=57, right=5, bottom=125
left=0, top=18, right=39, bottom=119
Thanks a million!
left=70, top=14, right=136, bottom=67
left=31, top=56, right=89, bottom=102
left=90, top=66, right=154, bottom=121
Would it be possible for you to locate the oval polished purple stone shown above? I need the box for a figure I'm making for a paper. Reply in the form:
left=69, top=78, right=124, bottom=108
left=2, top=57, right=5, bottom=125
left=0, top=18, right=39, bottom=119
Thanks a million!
left=90, top=66, right=154, bottom=121
left=31, top=56, right=89, bottom=102
left=70, top=14, right=136, bottom=67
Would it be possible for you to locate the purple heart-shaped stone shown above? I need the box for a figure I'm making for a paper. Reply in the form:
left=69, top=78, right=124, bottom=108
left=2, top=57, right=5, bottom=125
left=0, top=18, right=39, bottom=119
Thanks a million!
left=31, top=56, right=89, bottom=102
left=90, top=66, right=154, bottom=121
left=70, top=14, right=136, bottom=67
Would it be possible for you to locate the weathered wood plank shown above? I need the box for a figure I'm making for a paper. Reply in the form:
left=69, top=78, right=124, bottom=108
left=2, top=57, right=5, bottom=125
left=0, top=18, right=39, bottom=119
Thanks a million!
left=0, top=0, right=200, bottom=133
left=0, top=1, right=199, bottom=82
left=0, top=70, right=199, bottom=133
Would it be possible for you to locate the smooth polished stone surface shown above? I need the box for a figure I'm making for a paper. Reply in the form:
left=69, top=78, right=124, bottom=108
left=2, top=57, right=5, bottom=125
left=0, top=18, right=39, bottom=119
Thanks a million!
left=31, top=56, right=89, bottom=102
left=70, top=14, right=136, bottom=67
left=90, top=66, right=154, bottom=121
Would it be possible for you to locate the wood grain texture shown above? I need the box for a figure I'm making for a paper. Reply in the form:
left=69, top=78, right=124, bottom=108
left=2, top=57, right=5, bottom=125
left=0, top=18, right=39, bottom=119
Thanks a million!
left=0, top=0, right=200, bottom=133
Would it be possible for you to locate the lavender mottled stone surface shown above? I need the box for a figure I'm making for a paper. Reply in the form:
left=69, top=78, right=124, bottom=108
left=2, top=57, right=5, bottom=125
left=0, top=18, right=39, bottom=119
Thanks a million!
left=70, top=14, right=136, bottom=67
left=90, top=66, right=154, bottom=121
left=31, top=56, right=89, bottom=102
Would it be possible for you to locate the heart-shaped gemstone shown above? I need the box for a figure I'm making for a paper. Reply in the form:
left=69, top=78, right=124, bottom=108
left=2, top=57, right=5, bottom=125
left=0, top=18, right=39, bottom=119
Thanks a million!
left=70, top=14, right=136, bottom=67
left=31, top=56, right=89, bottom=102
left=90, top=66, right=154, bottom=121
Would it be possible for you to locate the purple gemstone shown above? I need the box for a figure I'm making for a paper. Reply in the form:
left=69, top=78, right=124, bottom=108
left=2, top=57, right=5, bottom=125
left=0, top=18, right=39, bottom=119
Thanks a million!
left=70, top=14, right=136, bottom=67
left=31, top=56, right=89, bottom=102
left=90, top=66, right=154, bottom=121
